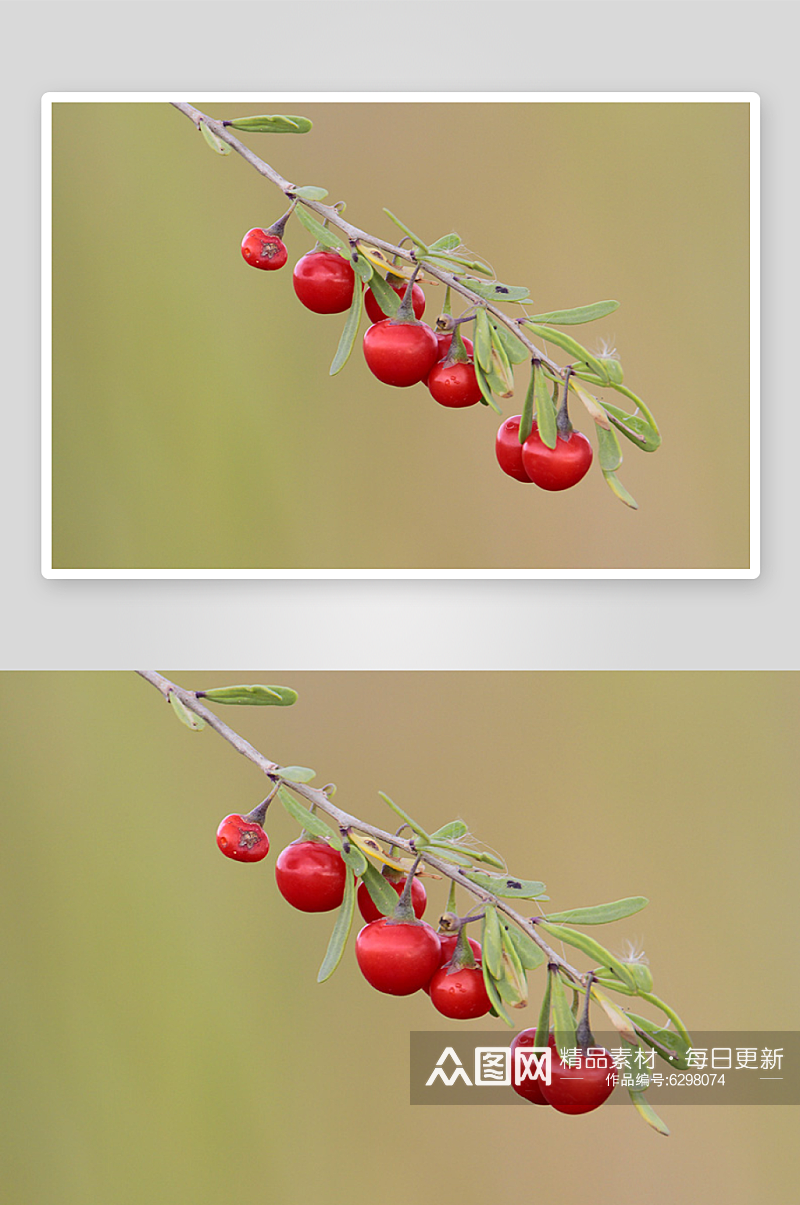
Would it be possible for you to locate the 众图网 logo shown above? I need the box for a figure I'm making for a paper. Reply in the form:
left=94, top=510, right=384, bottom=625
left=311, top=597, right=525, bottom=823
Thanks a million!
left=425, top=1044, right=554, bottom=1088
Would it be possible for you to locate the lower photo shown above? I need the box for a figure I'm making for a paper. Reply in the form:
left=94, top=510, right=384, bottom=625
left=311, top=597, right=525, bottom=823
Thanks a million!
left=2, top=671, right=796, bottom=1203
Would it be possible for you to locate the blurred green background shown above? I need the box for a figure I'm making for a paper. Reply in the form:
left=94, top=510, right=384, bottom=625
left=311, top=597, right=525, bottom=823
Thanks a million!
left=2, top=671, right=796, bottom=1203
left=51, top=100, right=751, bottom=570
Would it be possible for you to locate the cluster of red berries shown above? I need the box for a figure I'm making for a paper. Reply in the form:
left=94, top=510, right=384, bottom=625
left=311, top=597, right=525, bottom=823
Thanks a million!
left=496, top=415, right=593, bottom=491
left=217, top=810, right=617, bottom=1113
left=216, top=812, right=491, bottom=1020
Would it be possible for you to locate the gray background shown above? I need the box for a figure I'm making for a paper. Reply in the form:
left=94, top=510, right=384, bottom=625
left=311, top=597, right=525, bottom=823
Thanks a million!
left=3, top=0, right=795, bottom=668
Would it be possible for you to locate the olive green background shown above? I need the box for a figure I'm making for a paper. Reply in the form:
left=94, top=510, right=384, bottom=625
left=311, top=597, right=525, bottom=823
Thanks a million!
left=51, top=100, right=751, bottom=571
left=3, top=672, right=796, bottom=1203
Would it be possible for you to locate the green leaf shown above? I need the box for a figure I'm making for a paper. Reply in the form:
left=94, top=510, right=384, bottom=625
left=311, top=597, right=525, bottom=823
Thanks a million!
left=168, top=692, right=205, bottom=730
left=200, top=123, right=231, bottom=155
left=277, top=786, right=342, bottom=848
left=602, top=402, right=661, bottom=453
left=474, top=309, right=493, bottom=373
left=350, top=252, right=373, bottom=283
left=536, top=922, right=637, bottom=989
left=359, top=861, right=400, bottom=917
left=627, top=1014, right=692, bottom=1070
left=544, top=897, right=649, bottom=926
left=382, top=208, right=429, bottom=252
left=377, top=792, right=430, bottom=843
left=200, top=684, right=298, bottom=706
left=339, top=841, right=368, bottom=877
left=481, top=960, right=514, bottom=1026
left=461, top=278, right=529, bottom=303
left=317, top=869, right=355, bottom=982
left=429, top=233, right=461, bottom=252
left=464, top=871, right=547, bottom=900
left=526, top=300, right=620, bottom=326
left=293, top=185, right=328, bottom=201
left=597, top=425, right=623, bottom=473
left=489, top=328, right=514, bottom=393
left=473, top=359, right=502, bottom=414
left=426, top=844, right=475, bottom=867
left=603, top=469, right=639, bottom=510
left=518, top=363, right=536, bottom=444
left=637, top=992, right=692, bottom=1047
left=468, top=849, right=507, bottom=870
left=591, top=974, right=638, bottom=998
left=629, top=1089, right=670, bottom=1136
left=226, top=114, right=313, bottom=134
left=524, top=323, right=609, bottom=381
left=279, top=766, right=316, bottom=784
left=550, top=972, right=577, bottom=1058
left=294, top=205, right=349, bottom=252
left=366, top=272, right=401, bottom=318
left=534, top=364, right=557, bottom=449
left=482, top=906, right=504, bottom=979
left=429, top=820, right=468, bottom=842
left=329, top=274, right=363, bottom=376
left=489, top=318, right=529, bottom=365
left=502, top=922, right=546, bottom=971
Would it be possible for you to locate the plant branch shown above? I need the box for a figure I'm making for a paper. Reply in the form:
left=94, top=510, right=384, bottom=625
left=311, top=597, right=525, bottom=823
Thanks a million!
left=170, top=102, right=564, bottom=378
left=137, top=670, right=584, bottom=986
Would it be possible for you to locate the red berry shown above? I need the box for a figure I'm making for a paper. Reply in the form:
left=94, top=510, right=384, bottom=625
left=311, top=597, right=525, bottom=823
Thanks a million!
left=521, top=423, right=594, bottom=491
left=427, top=359, right=482, bottom=408
left=540, top=1045, right=618, bottom=1114
left=241, top=228, right=288, bottom=271
left=355, top=918, right=442, bottom=995
left=424, top=334, right=474, bottom=384
left=495, top=416, right=533, bottom=483
left=429, top=963, right=491, bottom=1020
left=362, top=320, right=439, bottom=387
left=293, top=250, right=356, bottom=314
left=365, top=281, right=426, bottom=324
left=274, top=840, right=348, bottom=912
left=423, top=934, right=482, bottom=995
left=510, top=1028, right=555, bottom=1105
left=216, top=814, right=270, bottom=863
left=357, top=875, right=427, bottom=924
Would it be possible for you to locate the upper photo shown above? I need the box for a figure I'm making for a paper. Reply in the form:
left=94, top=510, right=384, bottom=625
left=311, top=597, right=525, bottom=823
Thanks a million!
left=43, top=94, right=757, bottom=577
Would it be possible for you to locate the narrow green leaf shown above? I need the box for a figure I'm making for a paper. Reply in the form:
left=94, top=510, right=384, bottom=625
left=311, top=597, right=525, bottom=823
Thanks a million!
left=628, top=1014, right=692, bottom=1069
left=293, top=185, right=328, bottom=201
left=502, top=922, right=546, bottom=971
left=339, top=841, right=368, bottom=877
left=534, top=363, right=557, bottom=449
left=277, top=786, right=342, bottom=848
left=545, top=897, right=649, bottom=926
left=227, top=114, right=313, bottom=134
left=168, top=692, right=205, bottom=730
left=489, top=330, right=514, bottom=393
left=350, top=253, right=373, bottom=283
left=536, top=922, right=637, bottom=989
left=473, top=360, right=502, bottom=414
left=382, top=208, right=429, bottom=252
left=602, top=469, right=639, bottom=510
left=279, top=766, right=316, bottom=784
left=518, top=363, right=536, bottom=444
left=602, top=402, right=661, bottom=452
left=329, top=275, right=363, bottom=376
left=629, top=1090, right=670, bottom=1136
left=500, top=926, right=530, bottom=1006
left=200, top=123, right=231, bottom=155
left=200, top=684, right=298, bottom=706
left=426, top=844, right=475, bottom=867
left=527, top=300, right=620, bottom=326
left=591, top=974, right=638, bottom=998
left=468, top=849, right=508, bottom=870
left=474, top=309, right=493, bottom=373
left=294, top=205, right=349, bottom=251
left=637, top=992, right=692, bottom=1047
left=317, top=869, right=355, bottom=982
left=550, top=972, right=577, bottom=1058
left=610, top=384, right=661, bottom=442
left=489, top=319, right=529, bottom=365
left=536, top=969, right=553, bottom=1040
left=429, top=233, right=461, bottom=252
left=429, top=820, right=468, bottom=842
left=597, top=425, right=623, bottom=473
left=482, top=906, right=504, bottom=979
left=465, top=871, right=547, bottom=900
left=366, top=272, right=401, bottom=318
left=359, top=861, right=400, bottom=917
left=377, top=792, right=430, bottom=843
left=481, top=959, right=514, bottom=1026
left=461, top=278, right=529, bottom=303
left=525, top=322, right=609, bottom=380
